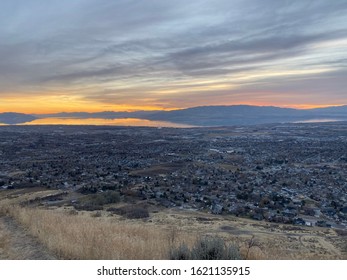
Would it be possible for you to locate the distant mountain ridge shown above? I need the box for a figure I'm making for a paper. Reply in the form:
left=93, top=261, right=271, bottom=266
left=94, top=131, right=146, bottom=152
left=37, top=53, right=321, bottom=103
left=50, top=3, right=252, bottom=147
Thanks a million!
left=0, top=112, right=37, bottom=125
left=1, top=105, right=347, bottom=125
left=145, top=105, right=305, bottom=126
left=147, top=105, right=347, bottom=125
left=309, top=105, right=347, bottom=115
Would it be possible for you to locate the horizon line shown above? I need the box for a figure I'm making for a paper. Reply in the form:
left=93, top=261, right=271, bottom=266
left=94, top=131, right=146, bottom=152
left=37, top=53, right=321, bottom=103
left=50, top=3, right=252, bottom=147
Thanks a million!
left=1, top=103, right=346, bottom=115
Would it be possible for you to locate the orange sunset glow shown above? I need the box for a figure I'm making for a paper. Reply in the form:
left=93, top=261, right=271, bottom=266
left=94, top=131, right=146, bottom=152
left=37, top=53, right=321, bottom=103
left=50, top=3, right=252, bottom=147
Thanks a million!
left=0, top=95, right=170, bottom=114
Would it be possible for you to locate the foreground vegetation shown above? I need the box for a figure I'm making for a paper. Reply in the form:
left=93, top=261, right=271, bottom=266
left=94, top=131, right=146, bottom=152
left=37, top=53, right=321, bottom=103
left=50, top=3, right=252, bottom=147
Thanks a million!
left=0, top=190, right=244, bottom=259
left=1, top=188, right=345, bottom=260
left=1, top=205, right=191, bottom=259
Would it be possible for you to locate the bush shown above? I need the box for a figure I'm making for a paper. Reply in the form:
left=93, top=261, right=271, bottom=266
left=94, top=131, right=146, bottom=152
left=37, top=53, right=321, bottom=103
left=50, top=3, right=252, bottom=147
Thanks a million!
left=91, top=191, right=121, bottom=205
left=170, top=236, right=241, bottom=260
left=73, top=191, right=121, bottom=210
left=112, top=205, right=150, bottom=219
left=169, top=244, right=190, bottom=260
left=125, top=206, right=149, bottom=219
left=226, top=244, right=242, bottom=260
left=74, top=204, right=103, bottom=211
left=105, top=191, right=121, bottom=204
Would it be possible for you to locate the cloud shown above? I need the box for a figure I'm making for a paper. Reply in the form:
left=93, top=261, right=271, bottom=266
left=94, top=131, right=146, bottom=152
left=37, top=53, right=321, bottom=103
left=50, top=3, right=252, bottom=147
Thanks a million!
left=0, top=0, right=347, bottom=110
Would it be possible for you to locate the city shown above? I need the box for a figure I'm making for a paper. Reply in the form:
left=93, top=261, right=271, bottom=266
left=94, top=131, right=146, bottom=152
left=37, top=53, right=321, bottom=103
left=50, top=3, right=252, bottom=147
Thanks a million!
left=1, top=122, right=346, bottom=230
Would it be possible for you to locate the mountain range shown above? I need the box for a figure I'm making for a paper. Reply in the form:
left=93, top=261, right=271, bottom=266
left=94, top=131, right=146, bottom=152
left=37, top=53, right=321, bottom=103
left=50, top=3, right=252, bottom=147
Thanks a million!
left=0, top=112, right=37, bottom=125
left=1, top=105, right=347, bottom=126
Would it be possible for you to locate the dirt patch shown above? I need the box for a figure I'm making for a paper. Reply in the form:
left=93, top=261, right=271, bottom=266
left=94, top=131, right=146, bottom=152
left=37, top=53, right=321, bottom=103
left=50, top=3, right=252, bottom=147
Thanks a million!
left=0, top=216, right=56, bottom=260
left=220, top=225, right=251, bottom=235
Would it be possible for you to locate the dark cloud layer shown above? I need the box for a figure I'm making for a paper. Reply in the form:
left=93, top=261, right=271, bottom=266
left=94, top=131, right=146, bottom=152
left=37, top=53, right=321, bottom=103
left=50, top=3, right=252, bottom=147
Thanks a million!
left=1, top=0, right=347, bottom=110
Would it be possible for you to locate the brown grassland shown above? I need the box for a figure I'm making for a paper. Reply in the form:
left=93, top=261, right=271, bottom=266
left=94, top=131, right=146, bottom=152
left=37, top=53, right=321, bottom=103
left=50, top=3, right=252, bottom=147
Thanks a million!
left=0, top=188, right=346, bottom=260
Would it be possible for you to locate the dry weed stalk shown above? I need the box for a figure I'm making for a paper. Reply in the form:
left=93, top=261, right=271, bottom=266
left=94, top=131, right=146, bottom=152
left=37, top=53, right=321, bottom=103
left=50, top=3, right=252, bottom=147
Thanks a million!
left=245, top=235, right=262, bottom=260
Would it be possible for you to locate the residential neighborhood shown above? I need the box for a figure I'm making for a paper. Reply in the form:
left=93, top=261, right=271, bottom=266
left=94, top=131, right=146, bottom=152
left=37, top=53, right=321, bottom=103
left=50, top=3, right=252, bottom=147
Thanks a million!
left=0, top=122, right=346, bottom=229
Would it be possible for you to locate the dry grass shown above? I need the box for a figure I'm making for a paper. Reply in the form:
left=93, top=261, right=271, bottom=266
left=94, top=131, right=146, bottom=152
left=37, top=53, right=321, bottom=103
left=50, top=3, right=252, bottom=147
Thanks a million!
left=2, top=189, right=344, bottom=260
left=0, top=215, right=55, bottom=259
left=0, top=189, right=198, bottom=259
left=0, top=227, right=10, bottom=258
left=4, top=205, right=197, bottom=259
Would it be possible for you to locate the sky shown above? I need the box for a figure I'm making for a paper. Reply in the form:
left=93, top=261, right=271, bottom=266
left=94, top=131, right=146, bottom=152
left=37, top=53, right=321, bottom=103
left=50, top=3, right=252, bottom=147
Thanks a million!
left=0, top=0, right=347, bottom=114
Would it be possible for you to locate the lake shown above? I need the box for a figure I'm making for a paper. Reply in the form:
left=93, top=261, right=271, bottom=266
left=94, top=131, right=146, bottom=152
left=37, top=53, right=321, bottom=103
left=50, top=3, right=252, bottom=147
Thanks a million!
left=293, top=118, right=345, bottom=123
left=1, top=117, right=345, bottom=127
left=20, top=117, right=195, bottom=128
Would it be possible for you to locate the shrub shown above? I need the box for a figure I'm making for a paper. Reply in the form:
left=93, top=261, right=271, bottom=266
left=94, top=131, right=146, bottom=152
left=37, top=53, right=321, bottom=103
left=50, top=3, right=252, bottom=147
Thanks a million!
left=125, top=206, right=149, bottom=219
left=73, top=191, right=120, bottom=210
left=169, top=244, right=190, bottom=260
left=104, top=191, right=121, bottom=204
left=191, top=236, right=225, bottom=260
left=226, top=243, right=242, bottom=260
left=112, top=205, right=150, bottom=219
left=74, top=204, right=103, bottom=211
left=170, top=236, right=241, bottom=260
